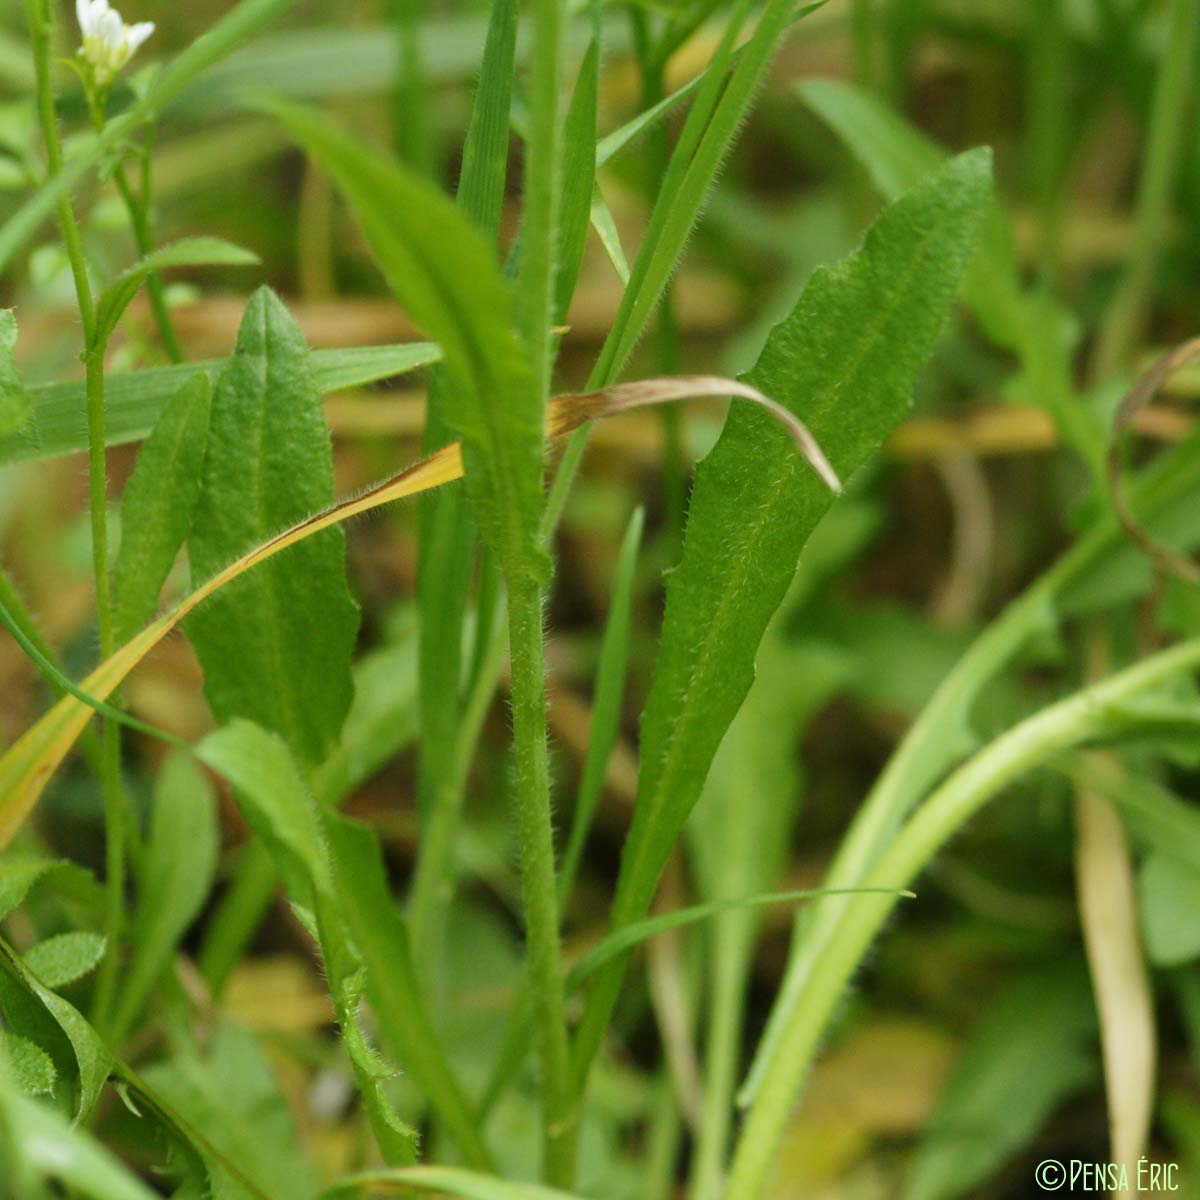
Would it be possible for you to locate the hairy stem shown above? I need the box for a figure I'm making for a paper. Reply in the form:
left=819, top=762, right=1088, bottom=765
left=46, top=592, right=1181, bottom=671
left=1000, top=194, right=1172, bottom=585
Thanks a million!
left=507, top=580, right=575, bottom=1185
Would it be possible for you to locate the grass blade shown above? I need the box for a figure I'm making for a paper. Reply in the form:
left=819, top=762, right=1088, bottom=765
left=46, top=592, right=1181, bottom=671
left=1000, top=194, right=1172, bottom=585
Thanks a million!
left=558, top=506, right=643, bottom=904
left=2, top=341, right=441, bottom=465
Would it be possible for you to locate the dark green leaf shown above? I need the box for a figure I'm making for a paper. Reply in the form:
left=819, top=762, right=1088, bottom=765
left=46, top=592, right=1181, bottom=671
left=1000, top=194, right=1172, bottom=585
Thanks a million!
left=197, top=721, right=482, bottom=1167
left=0, top=935, right=111, bottom=1118
left=572, top=148, right=992, bottom=1085
left=267, top=100, right=548, bottom=585
left=113, top=374, right=212, bottom=643
left=185, top=288, right=360, bottom=766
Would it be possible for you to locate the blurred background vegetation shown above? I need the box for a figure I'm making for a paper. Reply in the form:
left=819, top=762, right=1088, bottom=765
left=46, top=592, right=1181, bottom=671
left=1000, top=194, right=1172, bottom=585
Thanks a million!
left=2, top=1, right=1200, bottom=1197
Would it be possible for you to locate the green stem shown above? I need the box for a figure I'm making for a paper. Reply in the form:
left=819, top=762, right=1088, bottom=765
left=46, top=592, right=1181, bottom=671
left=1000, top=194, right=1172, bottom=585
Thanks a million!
left=726, top=636, right=1200, bottom=1199
left=25, top=0, right=126, bottom=1030
left=26, top=0, right=94, bottom=341
left=1092, top=0, right=1199, bottom=380
left=507, top=580, right=575, bottom=1185
left=507, top=0, right=573, bottom=1182
left=743, top=430, right=1200, bottom=1101
left=113, top=157, right=185, bottom=363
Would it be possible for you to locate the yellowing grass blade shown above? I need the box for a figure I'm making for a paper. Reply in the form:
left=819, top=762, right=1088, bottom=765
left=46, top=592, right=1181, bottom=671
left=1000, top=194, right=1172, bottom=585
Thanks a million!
left=0, top=372, right=834, bottom=849
left=0, top=444, right=463, bottom=849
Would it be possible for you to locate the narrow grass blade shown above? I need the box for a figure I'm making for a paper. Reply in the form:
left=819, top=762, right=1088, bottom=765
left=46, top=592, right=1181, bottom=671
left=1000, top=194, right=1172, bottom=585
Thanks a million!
left=566, top=888, right=913, bottom=990
left=2, top=342, right=442, bottom=465
left=412, top=0, right=518, bottom=961
left=558, top=506, right=643, bottom=902
left=554, top=37, right=599, bottom=325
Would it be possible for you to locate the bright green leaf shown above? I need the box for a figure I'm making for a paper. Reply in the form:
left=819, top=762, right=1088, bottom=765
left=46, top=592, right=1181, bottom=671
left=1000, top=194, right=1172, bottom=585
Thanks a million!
left=113, top=374, right=212, bottom=643
left=0, top=310, right=31, bottom=440
left=267, top=99, right=549, bottom=586
left=23, top=932, right=106, bottom=990
left=1139, top=852, right=1200, bottom=966
left=0, top=935, right=111, bottom=1118
left=142, top=1024, right=317, bottom=1200
left=0, top=1032, right=55, bottom=1097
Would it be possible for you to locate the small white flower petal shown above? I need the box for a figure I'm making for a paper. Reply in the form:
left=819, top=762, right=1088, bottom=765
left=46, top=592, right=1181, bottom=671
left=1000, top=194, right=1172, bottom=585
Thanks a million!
left=125, top=21, right=155, bottom=55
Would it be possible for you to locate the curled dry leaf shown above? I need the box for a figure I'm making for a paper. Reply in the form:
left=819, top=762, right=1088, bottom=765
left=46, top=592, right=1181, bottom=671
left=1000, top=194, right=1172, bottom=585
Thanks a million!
left=0, top=374, right=835, bottom=848
left=549, top=375, right=843, bottom=494
left=1107, top=336, right=1200, bottom=587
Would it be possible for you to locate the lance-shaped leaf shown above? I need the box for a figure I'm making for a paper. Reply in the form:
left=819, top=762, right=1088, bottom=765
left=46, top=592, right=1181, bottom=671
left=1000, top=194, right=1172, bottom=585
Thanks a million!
left=570, top=148, right=993, bottom=1087
left=267, top=99, right=549, bottom=585
left=113, top=374, right=212, bottom=643
left=185, top=287, right=360, bottom=766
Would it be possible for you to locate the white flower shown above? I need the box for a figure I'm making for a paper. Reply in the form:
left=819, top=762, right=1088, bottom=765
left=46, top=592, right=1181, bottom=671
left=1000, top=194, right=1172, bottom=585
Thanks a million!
left=76, top=0, right=154, bottom=87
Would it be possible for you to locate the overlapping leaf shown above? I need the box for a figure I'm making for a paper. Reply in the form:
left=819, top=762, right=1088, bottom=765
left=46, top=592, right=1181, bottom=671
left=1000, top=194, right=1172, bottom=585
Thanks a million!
left=571, top=149, right=993, bottom=1086
left=269, top=100, right=548, bottom=586
left=185, top=287, right=360, bottom=766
